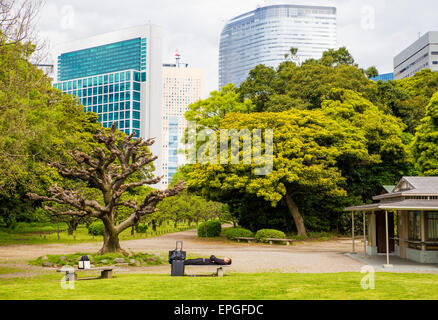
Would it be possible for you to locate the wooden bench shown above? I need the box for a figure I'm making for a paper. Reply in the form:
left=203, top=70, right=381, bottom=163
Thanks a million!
left=184, top=265, right=230, bottom=277
left=265, top=238, right=293, bottom=246
left=57, top=267, right=114, bottom=280
left=234, top=237, right=256, bottom=243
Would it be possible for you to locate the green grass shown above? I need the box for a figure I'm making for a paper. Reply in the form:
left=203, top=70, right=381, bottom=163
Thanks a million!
left=0, top=272, right=437, bottom=300
left=29, top=252, right=209, bottom=268
left=0, top=222, right=194, bottom=246
left=29, top=252, right=165, bottom=267
left=0, top=267, right=24, bottom=275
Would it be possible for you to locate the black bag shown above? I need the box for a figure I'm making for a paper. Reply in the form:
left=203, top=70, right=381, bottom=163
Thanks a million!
left=168, top=241, right=186, bottom=263
left=171, top=260, right=185, bottom=277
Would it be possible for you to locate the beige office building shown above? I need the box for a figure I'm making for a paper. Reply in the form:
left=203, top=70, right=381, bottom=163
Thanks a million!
left=161, top=59, right=203, bottom=188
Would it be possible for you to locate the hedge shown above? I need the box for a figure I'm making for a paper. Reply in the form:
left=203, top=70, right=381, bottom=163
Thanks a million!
left=223, top=227, right=254, bottom=240
left=88, top=221, right=105, bottom=236
left=197, top=221, right=221, bottom=238
left=255, top=229, right=286, bottom=243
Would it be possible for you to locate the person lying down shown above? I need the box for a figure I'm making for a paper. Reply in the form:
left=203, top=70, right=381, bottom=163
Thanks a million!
left=184, top=255, right=232, bottom=265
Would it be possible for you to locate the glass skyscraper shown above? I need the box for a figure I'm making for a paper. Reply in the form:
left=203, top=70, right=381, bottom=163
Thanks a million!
left=52, top=25, right=163, bottom=184
left=219, top=4, right=337, bottom=88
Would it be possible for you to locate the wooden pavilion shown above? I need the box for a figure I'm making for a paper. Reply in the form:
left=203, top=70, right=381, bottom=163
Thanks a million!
left=345, top=177, right=438, bottom=267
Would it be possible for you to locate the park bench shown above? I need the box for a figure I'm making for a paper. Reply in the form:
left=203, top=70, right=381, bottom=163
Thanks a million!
left=184, top=265, right=230, bottom=277
left=264, top=238, right=293, bottom=246
left=57, top=267, right=114, bottom=280
left=234, top=237, right=256, bottom=243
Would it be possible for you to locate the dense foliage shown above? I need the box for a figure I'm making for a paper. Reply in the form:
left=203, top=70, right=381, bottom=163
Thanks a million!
left=411, top=92, right=438, bottom=175
left=183, top=47, right=416, bottom=236
left=0, top=34, right=101, bottom=227
left=88, top=221, right=105, bottom=236
left=197, top=221, right=222, bottom=238
left=223, top=227, right=254, bottom=240
left=255, top=229, right=286, bottom=243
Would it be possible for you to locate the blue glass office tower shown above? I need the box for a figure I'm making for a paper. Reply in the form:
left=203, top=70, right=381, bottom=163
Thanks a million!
left=52, top=25, right=163, bottom=185
left=219, top=4, right=337, bottom=88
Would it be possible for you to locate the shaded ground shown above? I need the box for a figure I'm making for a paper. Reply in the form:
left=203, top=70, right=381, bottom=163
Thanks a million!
left=0, top=228, right=366, bottom=276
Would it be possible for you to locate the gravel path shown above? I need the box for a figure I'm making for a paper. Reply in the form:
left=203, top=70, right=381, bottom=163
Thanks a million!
left=0, top=229, right=365, bottom=274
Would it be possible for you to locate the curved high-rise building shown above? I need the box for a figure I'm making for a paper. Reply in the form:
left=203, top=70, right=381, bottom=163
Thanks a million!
left=219, top=4, right=337, bottom=88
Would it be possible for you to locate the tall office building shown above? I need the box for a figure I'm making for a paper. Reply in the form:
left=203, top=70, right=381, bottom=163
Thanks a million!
left=219, top=4, right=337, bottom=88
left=394, top=32, right=438, bottom=80
left=52, top=25, right=163, bottom=181
left=161, top=53, right=203, bottom=187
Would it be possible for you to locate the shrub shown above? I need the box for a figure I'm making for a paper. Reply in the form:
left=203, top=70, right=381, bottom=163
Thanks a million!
left=223, top=227, right=253, bottom=240
left=136, top=224, right=148, bottom=233
left=88, top=221, right=105, bottom=236
left=197, top=221, right=221, bottom=238
left=255, top=229, right=286, bottom=243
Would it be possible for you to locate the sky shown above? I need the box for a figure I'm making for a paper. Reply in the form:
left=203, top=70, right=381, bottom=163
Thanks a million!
left=36, top=0, right=438, bottom=97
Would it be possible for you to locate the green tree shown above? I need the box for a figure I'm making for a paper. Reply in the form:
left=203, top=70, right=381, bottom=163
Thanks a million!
left=28, top=125, right=185, bottom=254
left=156, top=191, right=225, bottom=227
left=377, top=69, right=438, bottom=134
left=319, top=47, right=356, bottom=67
left=321, top=89, right=412, bottom=202
left=0, top=34, right=101, bottom=226
left=411, top=92, right=438, bottom=175
left=185, top=83, right=254, bottom=131
left=239, top=48, right=378, bottom=112
left=365, top=66, right=379, bottom=78
left=185, top=108, right=372, bottom=237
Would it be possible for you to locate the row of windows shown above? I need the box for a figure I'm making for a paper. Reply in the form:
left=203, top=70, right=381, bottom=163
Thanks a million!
left=84, top=104, right=141, bottom=118
left=100, top=119, right=140, bottom=129
left=75, top=92, right=140, bottom=106
left=100, top=122, right=139, bottom=137
left=82, top=101, right=141, bottom=113
left=54, top=71, right=146, bottom=91
left=58, top=38, right=145, bottom=81
left=62, top=84, right=135, bottom=97
left=409, top=212, right=438, bottom=241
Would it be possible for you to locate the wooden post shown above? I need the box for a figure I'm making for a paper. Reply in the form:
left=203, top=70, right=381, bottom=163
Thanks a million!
left=384, top=210, right=393, bottom=268
left=352, top=212, right=356, bottom=253
left=363, top=211, right=367, bottom=256
left=420, top=211, right=426, bottom=251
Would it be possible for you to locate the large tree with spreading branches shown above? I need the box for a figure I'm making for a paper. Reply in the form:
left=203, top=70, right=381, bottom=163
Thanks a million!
left=28, top=124, right=185, bottom=254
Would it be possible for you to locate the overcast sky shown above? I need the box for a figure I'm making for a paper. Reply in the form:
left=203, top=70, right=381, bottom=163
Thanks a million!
left=36, top=0, right=438, bottom=97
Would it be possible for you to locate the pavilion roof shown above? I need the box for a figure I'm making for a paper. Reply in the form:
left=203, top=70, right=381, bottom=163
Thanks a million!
left=345, top=199, right=438, bottom=212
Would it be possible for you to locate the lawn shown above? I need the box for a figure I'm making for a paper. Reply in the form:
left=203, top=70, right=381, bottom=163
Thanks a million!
left=1, top=272, right=437, bottom=300
left=0, top=222, right=194, bottom=246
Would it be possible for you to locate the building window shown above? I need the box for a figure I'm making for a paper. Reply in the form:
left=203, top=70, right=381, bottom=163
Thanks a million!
left=426, top=212, right=438, bottom=240
left=408, top=211, right=421, bottom=241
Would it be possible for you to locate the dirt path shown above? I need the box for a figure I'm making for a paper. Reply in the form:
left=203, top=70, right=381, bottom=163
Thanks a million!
left=0, top=229, right=365, bottom=274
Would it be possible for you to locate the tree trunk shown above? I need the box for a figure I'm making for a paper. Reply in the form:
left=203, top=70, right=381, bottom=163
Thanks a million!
left=152, top=219, right=157, bottom=232
left=284, top=192, right=307, bottom=237
left=99, top=228, right=127, bottom=255
left=98, top=217, right=127, bottom=255
left=67, top=219, right=78, bottom=235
